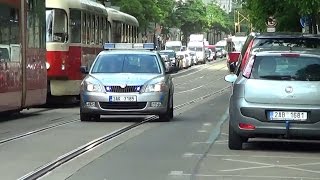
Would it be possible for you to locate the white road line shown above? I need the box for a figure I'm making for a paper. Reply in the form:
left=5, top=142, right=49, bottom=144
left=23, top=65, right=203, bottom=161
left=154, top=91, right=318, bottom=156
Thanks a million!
left=181, top=153, right=320, bottom=160
left=175, top=85, right=204, bottom=94
left=222, top=158, right=320, bottom=174
left=223, top=158, right=273, bottom=166
left=206, top=108, right=229, bottom=143
left=168, top=171, right=184, bottom=176
left=220, top=165, right=275, bottom=172
left=220, top=132, right=229, bottom=136
left=168, top=173, right=320, bottom=179
left=197, top=130, right=208, bottom=133
left=190, top=142, right=211, bottom=146
left=203, top=123, right=212, bottom=126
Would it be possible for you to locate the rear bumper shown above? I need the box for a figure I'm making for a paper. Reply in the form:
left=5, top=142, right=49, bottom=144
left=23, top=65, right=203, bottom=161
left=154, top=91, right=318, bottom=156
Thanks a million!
left=49, top=80, right=82, bottom=96
left=229, top=97, right=320, bottom=138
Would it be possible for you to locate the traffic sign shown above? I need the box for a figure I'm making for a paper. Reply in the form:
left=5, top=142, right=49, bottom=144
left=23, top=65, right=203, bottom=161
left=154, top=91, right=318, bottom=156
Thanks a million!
left=265, top=16, right=277, bottom=27
left=300, top=16, right=309, bottom=28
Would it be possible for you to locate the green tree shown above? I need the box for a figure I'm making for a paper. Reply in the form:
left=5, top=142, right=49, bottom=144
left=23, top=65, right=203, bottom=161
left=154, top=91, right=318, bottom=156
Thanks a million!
left=286, top=0, right=320, bottom=34
left=174, top=0, right=207, bottom=43
left=242, top=0, right=320, bottom=33
left=206, top=3, right=233, bottom=34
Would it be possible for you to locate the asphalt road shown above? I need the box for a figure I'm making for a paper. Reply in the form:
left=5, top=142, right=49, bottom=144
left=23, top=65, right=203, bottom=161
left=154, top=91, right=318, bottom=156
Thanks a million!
left=1, top=58, right=320, bottom=180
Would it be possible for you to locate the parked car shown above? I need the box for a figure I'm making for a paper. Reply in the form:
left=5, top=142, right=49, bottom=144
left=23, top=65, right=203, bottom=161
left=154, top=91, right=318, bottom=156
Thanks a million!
left=189, top=51, right=198, bottom=65
left=216, top=48, right=223, bottom=58
left=225, top=48, right=320, bottom=150
left=160, top=54, right=172, bottom=72
left=232, top=32, right=320, bottom=75
left=159, top=50, right=177, bottom=69
left=176, top=51, right=192, bottom=69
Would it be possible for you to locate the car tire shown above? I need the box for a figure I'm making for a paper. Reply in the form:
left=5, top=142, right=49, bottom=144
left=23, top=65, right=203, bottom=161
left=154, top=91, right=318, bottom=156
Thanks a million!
left=80, top=113, right=100, bottom=121
left=228, top=123, right=244, bottom=150
left=158, top=94, right=173, bottom=122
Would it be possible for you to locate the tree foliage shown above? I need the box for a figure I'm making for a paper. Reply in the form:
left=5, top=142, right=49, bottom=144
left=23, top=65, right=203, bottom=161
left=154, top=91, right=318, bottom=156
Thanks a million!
left=174, top=0, right=207, bottom=37
left=101, top=0, right=176, bottom=32
left=205, top=3, right=233, bottom=33
left=98, top=0, right=234, bottom=36
left=242, top=0, right=320, bottom=33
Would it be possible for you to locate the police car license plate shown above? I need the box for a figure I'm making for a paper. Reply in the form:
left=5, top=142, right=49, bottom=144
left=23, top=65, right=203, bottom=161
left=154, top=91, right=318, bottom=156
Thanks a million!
left=269, top=111, right=307, bottom=121
left=109, top=95, right=137, bottom=102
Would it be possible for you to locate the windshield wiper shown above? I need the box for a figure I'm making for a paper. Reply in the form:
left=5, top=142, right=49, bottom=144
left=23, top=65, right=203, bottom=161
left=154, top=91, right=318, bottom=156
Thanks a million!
left=259, top=75, right=297, bottom=80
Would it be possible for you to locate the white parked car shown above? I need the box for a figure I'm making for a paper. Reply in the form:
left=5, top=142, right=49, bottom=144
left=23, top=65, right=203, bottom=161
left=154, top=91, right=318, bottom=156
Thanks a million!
left=176, top=51, right=192, bottom=69
left=160, top=54, right=172, bottom=72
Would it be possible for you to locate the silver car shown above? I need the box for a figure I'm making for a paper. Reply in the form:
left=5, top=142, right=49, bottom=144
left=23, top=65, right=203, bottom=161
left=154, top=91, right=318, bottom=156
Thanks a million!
left=80, top=43, right=174, bottom=122
left=225, top=50, right=320, bottom=150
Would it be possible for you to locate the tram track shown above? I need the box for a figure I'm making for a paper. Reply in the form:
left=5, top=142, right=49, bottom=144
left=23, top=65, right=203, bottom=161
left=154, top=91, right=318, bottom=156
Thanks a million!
left=18, top=85, right=231, bottom=180
left=0, top=119, right=80, bottom=146
left=0, top=62, right=227, bottom=146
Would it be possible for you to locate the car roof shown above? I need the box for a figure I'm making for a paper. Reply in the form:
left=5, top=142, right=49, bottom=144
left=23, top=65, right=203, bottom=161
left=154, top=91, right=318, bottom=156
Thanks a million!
left=251, top=32, right=320, bottom=39
left=159, top=50, right=175, bottom=52
left=99, top=50, right=158, bottom=56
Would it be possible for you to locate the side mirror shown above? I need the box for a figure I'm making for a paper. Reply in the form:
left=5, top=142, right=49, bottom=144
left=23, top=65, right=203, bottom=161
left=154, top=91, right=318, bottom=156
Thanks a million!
left=224, top=74, right=237, bottom=83
left=80, top=66, right=89, bottom=74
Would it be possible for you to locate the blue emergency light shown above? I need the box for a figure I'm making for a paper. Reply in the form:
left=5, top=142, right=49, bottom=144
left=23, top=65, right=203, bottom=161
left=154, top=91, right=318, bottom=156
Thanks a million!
left=103, top=43, right=155, bottom=50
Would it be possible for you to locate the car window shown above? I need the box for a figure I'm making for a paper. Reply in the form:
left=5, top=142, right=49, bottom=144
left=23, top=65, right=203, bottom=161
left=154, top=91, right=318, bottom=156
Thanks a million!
left=91, top=54, right=161, bottom=74
left=254, top=38, right=320, bottom=48
left=250, top=55, right=320, bottom=81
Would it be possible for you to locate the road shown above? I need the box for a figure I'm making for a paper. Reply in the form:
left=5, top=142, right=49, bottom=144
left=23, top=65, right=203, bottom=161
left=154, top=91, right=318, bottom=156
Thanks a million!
left=1, top=59, right=320, bottom=180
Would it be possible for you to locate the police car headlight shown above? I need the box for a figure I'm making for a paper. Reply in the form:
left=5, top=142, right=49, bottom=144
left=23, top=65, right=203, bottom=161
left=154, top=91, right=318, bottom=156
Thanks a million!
left=142, top=82, right=168, bottom=93
left=46, top=62, right=50, bottom=70
left=82, top=81, right=102, bottom=92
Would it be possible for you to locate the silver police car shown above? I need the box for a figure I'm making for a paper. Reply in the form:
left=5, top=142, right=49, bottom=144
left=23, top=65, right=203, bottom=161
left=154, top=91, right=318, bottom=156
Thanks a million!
left=80, top=43, right=174, bottom=122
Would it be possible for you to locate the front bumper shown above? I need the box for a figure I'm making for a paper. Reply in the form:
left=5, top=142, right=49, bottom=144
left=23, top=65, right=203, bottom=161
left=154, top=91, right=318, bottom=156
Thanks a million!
left=230, top=97, right=320, bottom=139
left=80, top=91, right=169, bottom=115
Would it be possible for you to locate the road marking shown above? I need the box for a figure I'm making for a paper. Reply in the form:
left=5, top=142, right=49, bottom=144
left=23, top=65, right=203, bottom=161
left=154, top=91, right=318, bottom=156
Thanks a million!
left=221, top=132, right=229, bottom=136
left=175, top=85, right=204, bottom=94
left=169, top=171, right=184, bottom=176
left=222, top=158, right=320, bottom=174
left=182, top=153, right=320, bottom=160
left=206, top=108, right=229, bottom=143
left=182, top=153, right=195, bottom=158
left=168, top=173, right=320, bottom=179
left=203, top=122, right=212, bottom=126
left=197, top=130, right=207, bottom=133
left=191, top=142, right=210, bottom=145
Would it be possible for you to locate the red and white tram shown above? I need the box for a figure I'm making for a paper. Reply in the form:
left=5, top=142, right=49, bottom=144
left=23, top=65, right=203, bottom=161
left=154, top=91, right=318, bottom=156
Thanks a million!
left=45, top=0, right=139, bottom=97
left=0, top=0, right=47, bottom=113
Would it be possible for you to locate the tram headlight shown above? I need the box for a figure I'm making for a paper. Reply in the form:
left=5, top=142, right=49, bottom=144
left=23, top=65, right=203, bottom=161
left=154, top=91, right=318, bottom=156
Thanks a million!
left=46, top=62, right=50, bottom=70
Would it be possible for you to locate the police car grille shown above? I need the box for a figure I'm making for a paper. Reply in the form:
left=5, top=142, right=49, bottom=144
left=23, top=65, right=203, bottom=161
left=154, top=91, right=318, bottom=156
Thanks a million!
left=105, top=86, right=141, bottom=93
left=99, top=102, right=147, bottom=109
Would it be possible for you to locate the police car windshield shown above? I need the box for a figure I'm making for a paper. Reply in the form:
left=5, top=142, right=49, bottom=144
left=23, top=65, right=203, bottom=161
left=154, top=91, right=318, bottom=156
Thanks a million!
left=91, top=54, right=161, bottom=74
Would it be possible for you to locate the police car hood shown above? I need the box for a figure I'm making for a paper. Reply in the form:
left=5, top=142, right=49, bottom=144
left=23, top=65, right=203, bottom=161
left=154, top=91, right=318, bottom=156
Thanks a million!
left=90, top=73, right=163, bottom=86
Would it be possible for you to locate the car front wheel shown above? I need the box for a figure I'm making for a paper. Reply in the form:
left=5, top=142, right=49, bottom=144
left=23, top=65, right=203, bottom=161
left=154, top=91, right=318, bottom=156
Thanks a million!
left=80, top=113, right=100, bottom=121
left=158, top=95, right=173, bottom=122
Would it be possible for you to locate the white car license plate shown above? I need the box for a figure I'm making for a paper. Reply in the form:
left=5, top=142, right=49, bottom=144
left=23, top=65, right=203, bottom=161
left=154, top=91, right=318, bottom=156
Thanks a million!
left=269, top=111, right=307, bottom=121
left=109, top=95, right=137, bottom=102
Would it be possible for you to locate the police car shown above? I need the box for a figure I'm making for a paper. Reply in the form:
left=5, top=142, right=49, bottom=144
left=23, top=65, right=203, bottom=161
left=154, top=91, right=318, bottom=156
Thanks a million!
left=80, top=43, right=174, bottom=121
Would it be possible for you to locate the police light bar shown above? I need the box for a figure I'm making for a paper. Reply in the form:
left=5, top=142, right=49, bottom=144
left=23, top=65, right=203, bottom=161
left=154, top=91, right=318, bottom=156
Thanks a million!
left=103, top=43, right=155, bottom=50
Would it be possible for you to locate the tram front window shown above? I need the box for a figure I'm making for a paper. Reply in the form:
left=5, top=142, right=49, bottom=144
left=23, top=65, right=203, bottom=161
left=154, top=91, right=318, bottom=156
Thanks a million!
left=46, top=9, right=68, bottom=42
